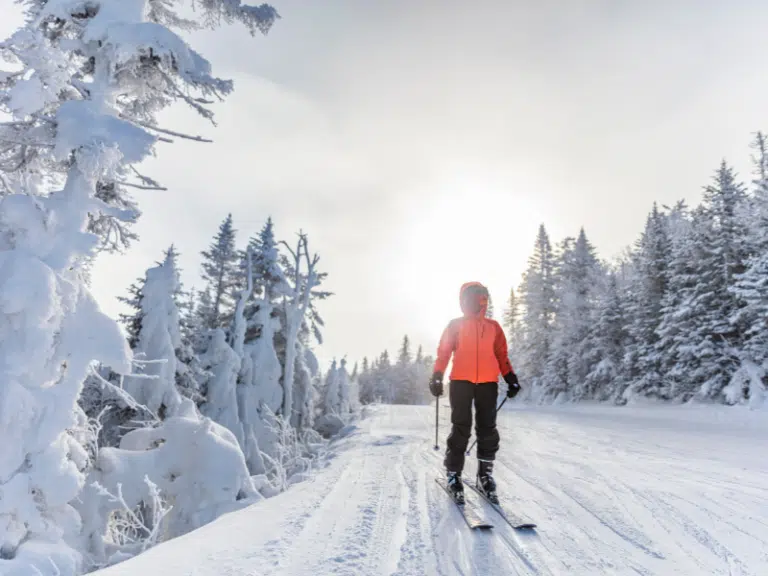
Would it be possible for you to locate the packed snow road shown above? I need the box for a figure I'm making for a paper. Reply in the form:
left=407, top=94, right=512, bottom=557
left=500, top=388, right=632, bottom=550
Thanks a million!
left=96, top=403, right=768, bottom=575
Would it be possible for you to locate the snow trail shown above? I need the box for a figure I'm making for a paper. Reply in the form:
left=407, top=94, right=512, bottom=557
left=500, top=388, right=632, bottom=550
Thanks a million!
left=95, top=403, right=768, bottom=576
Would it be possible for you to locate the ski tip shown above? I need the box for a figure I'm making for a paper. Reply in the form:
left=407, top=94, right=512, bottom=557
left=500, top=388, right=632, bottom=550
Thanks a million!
left=515, top=524, right=537, bottom=530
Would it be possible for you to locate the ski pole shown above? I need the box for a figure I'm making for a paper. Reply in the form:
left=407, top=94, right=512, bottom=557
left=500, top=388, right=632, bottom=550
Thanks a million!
left=434, top=396, right=440, bottom=450
left=466, top=396, right=508, bottom=455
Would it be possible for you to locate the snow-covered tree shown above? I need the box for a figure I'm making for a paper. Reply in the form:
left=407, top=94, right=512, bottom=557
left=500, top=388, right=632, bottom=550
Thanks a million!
left=77, top=399, right=258, bottom=569
left=397, top=335, right=413, bottom=366
left=502, top=287, right=520, bottom=338
left=540, top=230, right=601, bottom=401
left=657, top=164, right=748, bottom=402
left=0, top=1, right=277, bottom=569
left=585, top=272, right=627, bottom=400
left=322, top=359, right=340, bottom=415
left=727, top=138, right=768, bottom=405
left=337, top=358, right=352, bottom=415
left=622, top=204, right=672, bottom=399
left=200, top=214, right=240, bottom=330
left=517, top=225, right=556, bottom=392
left=485, top=292, right=495, bottom=319
left=354, top=339, right=432, bottom=406
left=279, top=232, right=329, bottom=427
left=236, top=248, right=282, bottom=474
left=122, top=247, right=185, bottom=419
left=501, top=287, right=522, bottom=369
left=199, top=329, right=244, bottom=446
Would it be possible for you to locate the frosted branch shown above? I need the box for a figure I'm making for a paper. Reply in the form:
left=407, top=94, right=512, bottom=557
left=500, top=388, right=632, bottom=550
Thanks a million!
left=89, top=366, right=160, bottom=423
left=129, top=166, right=163, bottom=189
left=91, top=477, right=172, bottom=552
left=0, top=137, right=54, bottom=148
left=127, top=118, right=214, bottom=143
left=119, top=181, right=168, bottom=191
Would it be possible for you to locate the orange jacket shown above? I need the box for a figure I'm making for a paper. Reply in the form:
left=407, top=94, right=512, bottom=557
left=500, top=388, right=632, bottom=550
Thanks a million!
left=434, top=282, right=513, bottom=384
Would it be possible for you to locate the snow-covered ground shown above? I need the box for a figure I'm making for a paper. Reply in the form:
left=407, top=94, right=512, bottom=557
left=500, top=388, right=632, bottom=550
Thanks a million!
left=95, top=402, right=768, bottom=575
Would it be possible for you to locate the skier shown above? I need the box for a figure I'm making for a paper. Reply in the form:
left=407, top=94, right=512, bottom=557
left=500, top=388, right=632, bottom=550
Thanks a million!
left=429, top=281, right=521, bottom=504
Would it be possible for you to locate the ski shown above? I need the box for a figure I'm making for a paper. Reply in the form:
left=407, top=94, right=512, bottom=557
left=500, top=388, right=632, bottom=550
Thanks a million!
left=434, top=478, right=493, bottom=530
left=464, top=481, right=537, bottom=530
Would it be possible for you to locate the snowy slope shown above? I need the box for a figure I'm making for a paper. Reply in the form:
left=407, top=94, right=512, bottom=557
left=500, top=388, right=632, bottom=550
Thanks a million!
left=94, top=403, right=768, bottom=575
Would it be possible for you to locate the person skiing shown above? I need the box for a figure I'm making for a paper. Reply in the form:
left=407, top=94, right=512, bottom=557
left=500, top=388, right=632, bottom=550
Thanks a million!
left=429, top=281, right=521, bottom=504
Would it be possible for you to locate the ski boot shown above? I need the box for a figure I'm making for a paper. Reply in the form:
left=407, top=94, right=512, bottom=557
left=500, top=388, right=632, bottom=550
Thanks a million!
left=476, top=460, right=499, bottom=504
left=447, top=471, right=465, bottom=504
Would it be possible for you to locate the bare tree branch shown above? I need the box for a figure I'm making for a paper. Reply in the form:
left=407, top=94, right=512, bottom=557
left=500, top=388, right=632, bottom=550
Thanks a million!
left=126, top=117, right=214, bottom=143
left=130, top=165, right=163, bottom=188
left=119, top=181, right=168, bottom=191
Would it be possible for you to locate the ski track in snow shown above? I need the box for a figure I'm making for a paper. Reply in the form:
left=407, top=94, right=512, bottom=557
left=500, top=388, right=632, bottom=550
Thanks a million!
left=96, top=403, right=768, bottom=576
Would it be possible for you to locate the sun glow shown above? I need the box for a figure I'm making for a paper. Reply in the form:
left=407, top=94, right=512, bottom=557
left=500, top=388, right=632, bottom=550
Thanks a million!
left=387, top=166, right=550, bottom=350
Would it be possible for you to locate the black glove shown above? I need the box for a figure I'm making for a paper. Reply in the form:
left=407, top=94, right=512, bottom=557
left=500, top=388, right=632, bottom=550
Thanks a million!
left=429, top=372, right=444, bottom=397
left=504, top=372, right=520, bottom=398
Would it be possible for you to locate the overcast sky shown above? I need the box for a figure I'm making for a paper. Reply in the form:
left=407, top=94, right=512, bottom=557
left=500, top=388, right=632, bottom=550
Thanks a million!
left=3, top=1, right=768, bottom=367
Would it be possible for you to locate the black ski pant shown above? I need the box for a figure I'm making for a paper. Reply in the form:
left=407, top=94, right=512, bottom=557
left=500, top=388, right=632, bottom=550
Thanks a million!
left=444, top=380, right=499, bottom=474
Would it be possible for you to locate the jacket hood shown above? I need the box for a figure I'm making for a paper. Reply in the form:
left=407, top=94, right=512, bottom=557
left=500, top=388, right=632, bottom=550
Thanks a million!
left=459, top=281, right=488, bottom=317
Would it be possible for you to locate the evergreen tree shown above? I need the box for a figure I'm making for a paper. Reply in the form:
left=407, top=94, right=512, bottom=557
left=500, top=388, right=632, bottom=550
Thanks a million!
left=502, top=287, right=520, bottom=338
left=398, top=335, right=412, bottom=366
left=623, top=204, right=671, bottom=399
left=585, top=272, right=627, bottom=400
left=655, top=203, right=700, bottom=400
left=542, top=230, right=601, bottom=400
left=376, top=350, right=393, bottom=403
left=518, top=225, right=556, bottom=389
left=322, top=359, right=340, bottom=414
left=486, top=293, right=495, bottom=319
left=250, top=217, right=288, bottom=300
left=118, top=277, right=145, bottom=349
left=653, top=161, right=748, bottom=403
left=200, top=214, right=240, bottom=330
left=727, top=137, right=768, bottom=404
left=686, top=163, right=748, bottom=400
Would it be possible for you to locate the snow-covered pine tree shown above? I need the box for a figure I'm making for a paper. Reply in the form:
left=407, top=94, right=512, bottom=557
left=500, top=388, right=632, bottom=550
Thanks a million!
left=0, top=3, right=275, bottom=570
left=322, top=359, right=340, bottom=415
left=485, top=293, right=495, bottom=319
left=502, top=287, right=522, bottom=370
left=622, top=204, right=672, bottom=399
left=398, top=335, right=413, bottom=366
left=358, top=357, right=375, bottom=404
left=123, top=247, right=185, bottom=419
left=543, top=237, right=574, bottom=400
left=517, top=225, right=556, bottom=395
left=200, top=214, right=240, bottom=331
left=654, top=202, right=699, bottom=400
left=235, top=246, right=283, bottom=474
left=585, top=271, right=627, bottom=400
left=727, top=135, right=768, bottom=405
left=198, top=328, right=244, bottom=447
left=655, top=163, right=748, bottom=402
left=728, top=251, right=768, bottom=406
left=502, top=287, right=520, bottom=338
left=116, top=247, right=204, bottom=410
left=564, top=229, right=603, bottom=399
left=118, top=276, right=145, bottom=349
left=338, top=358, right=352, bottom=415
left=376, top=350, right=394, bottom=403
left=251, top=217, right=287, bottom=299
left=394, top=335, right=421, bottom=404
